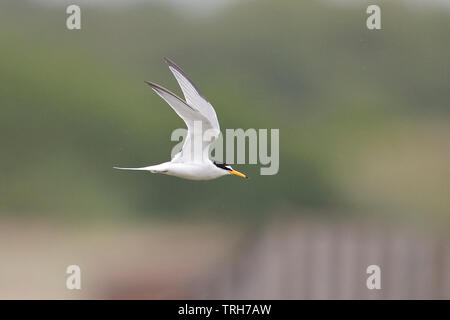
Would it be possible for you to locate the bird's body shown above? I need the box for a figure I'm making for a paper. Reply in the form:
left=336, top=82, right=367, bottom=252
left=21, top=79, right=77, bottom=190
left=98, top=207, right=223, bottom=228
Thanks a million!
left=115, top=58, right=247, bottom=181
left=116, top=160, right=228, bottom=181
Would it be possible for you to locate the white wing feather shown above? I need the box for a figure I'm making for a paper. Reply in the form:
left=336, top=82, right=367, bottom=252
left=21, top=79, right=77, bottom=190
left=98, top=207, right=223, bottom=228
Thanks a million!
left=164, top=57, right=220, bottom=134
left=145, top=81, right=216, bottom=163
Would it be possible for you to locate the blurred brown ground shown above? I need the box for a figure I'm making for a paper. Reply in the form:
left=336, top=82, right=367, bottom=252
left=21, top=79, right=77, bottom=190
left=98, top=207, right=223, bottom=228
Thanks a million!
left=1, top=217, right=448, bottom=299
left=0, top=219, right=242, bottom=299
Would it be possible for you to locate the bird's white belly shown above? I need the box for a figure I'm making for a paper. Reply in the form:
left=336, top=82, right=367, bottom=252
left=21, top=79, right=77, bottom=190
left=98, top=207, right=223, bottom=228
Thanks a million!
left=165, top=163, right=222, bottom=181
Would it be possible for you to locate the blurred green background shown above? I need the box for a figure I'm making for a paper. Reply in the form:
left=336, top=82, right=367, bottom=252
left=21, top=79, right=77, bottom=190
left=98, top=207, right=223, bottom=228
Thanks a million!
left=1, top=0, right=449, bottom=224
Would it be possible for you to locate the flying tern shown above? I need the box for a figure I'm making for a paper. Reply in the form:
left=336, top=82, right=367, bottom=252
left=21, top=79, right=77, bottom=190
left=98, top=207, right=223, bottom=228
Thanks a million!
left=114, top=57, right=248, bottom=181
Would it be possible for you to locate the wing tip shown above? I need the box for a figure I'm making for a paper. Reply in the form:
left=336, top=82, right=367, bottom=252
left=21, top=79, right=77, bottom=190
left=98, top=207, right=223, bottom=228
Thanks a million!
left=144, top=80, right=196, bottom=111
left=144, top=81, right=167, bottom=93
left=164, top=56, right=181, bottom=71
left=144, top=80, right=157, bottom=88
left=163, top=57, right=209, bottom=102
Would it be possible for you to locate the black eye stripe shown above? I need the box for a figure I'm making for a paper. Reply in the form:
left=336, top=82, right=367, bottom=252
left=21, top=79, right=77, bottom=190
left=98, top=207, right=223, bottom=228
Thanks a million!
left=213, top=161, right=232, bottom=171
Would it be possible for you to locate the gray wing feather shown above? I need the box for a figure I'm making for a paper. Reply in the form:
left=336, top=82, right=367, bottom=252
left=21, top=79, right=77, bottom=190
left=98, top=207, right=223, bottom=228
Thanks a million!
left=164, top=57, right=220, bottom=133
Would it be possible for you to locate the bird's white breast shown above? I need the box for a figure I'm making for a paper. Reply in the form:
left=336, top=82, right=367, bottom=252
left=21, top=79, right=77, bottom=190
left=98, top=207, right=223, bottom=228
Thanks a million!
left=165, top=162, right=226, bottom=181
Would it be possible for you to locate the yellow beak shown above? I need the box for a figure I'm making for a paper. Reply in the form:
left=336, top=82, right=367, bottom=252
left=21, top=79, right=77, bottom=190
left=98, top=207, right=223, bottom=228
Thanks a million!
left=230, top=170, right=248, bottom=179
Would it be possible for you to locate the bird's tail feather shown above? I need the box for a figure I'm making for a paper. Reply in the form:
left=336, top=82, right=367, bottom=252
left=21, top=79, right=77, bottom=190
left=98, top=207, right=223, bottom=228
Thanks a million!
left=113, top=166, right=152, bottom=171
left=114, top=164, right=168, bottom=173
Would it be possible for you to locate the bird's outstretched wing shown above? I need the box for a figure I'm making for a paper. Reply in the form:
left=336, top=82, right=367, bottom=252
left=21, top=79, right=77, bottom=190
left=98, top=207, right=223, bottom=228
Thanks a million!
left=164, top=57, right=220, bottom=134
left=145, top=81, right=217, bottom=163
left=145, top=81, right=201, bottom=127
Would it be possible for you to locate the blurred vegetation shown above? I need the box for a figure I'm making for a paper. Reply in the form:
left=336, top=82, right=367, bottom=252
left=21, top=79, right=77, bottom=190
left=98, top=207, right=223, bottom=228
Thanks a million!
left=0, top=0, right=449, bottom=223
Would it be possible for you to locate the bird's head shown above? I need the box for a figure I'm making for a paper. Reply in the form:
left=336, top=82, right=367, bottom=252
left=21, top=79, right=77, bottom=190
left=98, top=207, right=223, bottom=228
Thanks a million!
left=213, top=161, right=248, bottom=179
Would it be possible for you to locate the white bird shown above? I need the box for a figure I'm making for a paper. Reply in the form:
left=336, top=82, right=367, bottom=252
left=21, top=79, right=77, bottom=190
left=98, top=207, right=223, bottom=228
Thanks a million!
left=114, top=57, right=247, bottom=181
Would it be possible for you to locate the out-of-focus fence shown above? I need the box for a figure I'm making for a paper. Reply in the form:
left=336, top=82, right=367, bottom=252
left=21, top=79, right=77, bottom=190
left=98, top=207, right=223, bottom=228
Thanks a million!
left=191, top=220, right=450, bottom=299
left=2, top=219, right=447, bottom=299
